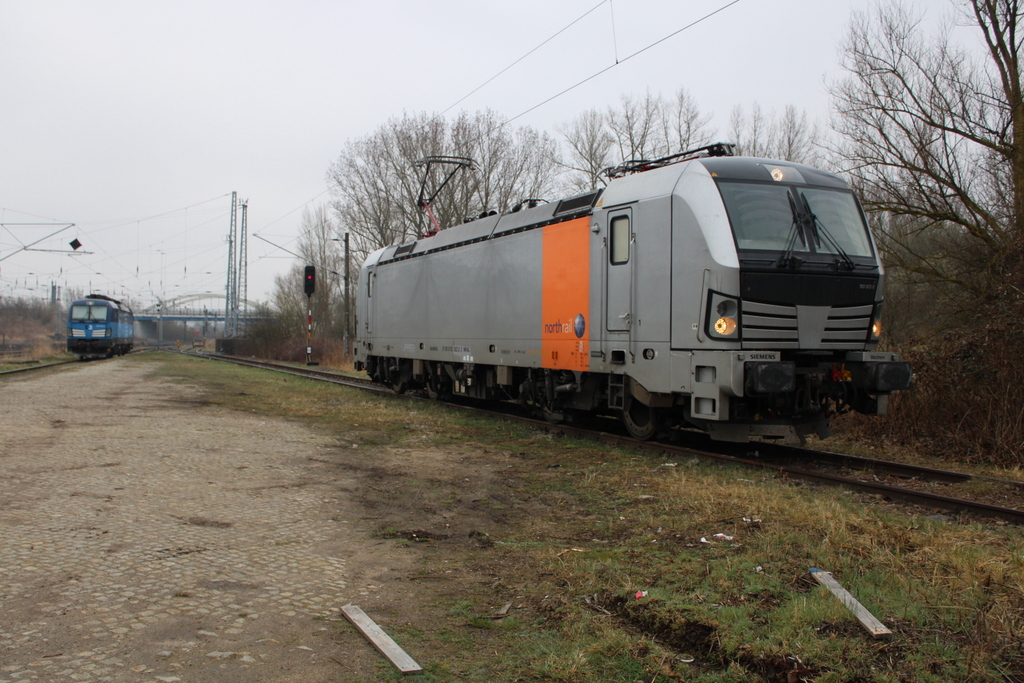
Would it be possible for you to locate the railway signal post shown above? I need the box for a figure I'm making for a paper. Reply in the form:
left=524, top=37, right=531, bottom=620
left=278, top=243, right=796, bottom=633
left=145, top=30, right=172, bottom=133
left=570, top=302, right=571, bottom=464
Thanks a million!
left=304, top=265, right=318, bottom=366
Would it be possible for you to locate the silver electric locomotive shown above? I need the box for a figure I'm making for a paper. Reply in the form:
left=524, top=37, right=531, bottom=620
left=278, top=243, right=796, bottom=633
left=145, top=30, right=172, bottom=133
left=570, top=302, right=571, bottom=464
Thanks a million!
left=355, top=145, right=912, bottom=443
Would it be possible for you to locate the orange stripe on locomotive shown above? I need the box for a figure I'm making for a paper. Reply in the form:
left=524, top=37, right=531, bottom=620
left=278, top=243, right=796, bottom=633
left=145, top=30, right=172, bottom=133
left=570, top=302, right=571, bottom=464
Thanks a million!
left=541, top=217, right=590, bottom=371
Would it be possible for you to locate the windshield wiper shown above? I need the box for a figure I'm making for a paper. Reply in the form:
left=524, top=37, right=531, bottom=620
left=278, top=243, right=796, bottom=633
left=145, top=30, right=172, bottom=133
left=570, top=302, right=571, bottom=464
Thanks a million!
left=776, top=193, right=805, bottom=269
left=800, top=193, right=855, bottom=271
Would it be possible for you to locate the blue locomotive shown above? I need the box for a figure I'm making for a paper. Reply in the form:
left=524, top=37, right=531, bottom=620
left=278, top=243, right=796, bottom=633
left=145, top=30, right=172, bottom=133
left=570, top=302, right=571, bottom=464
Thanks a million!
left=355, top=145, right=913, bottom=444
left=67, top=294, right=135, bottom=359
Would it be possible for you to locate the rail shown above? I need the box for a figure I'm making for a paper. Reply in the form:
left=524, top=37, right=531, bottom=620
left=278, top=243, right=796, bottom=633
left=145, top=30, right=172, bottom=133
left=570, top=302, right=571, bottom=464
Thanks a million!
left=0, top=359, right=79, bottom=380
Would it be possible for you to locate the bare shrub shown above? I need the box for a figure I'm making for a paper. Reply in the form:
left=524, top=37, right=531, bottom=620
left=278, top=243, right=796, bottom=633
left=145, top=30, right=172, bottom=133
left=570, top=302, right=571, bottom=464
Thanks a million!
left=239, top=313, right=292, bottom=359
left=316, top=339, right=353, bottom=371
left=0, top=299, right=61, bottom=352
left=236, top=328, right=349, bottom=370
left=841, top=297, right=1024, bottom=466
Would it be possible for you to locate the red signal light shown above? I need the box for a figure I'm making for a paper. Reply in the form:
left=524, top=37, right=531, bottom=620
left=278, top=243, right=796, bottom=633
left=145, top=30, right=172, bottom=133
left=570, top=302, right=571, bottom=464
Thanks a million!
left=303, top=265, right=316, bottom=295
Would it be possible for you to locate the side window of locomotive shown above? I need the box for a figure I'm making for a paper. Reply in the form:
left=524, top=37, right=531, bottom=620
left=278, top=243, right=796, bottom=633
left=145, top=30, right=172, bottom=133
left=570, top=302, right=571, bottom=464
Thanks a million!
left=367, top=271, right=374, bottom=297
left=610, top=215, right=630, bottom=265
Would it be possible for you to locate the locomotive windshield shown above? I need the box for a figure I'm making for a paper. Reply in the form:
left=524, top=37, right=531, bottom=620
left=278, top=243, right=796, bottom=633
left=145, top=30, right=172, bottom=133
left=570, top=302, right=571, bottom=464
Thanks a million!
left=717, top=181, right=873, bottom=258
left=70, top=304, right=109, bottom=322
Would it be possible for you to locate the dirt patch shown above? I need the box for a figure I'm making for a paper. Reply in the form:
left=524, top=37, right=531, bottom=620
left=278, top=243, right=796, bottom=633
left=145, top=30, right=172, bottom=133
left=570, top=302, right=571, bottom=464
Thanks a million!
left=0, top=360, right=434, bottom=681
left=604, top=593, right=718, bottom=656
left=0, top=357, right=566, bottom=682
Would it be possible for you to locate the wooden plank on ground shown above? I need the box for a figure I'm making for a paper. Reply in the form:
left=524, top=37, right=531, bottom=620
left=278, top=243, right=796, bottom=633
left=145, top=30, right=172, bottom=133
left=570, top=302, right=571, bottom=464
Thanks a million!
left=340, top=604, right=423, bottom=675
left=809, top=568, right=892, bottom=640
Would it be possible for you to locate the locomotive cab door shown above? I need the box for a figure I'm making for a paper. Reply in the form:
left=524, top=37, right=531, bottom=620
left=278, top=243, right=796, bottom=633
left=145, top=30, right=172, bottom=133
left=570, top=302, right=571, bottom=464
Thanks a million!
left=605, top=211, right=633, bottom=334
left=365, top=266, right=376, bottom=335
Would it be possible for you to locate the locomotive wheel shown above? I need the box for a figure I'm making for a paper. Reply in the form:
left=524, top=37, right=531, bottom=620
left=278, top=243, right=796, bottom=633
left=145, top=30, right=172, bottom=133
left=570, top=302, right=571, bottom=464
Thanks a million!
left=622, top=395, right=662, bottom=441
left=390, top=379, right=407, bottom=395
left=425, top=365, right=451, bottom=401
left=425, top=381, right=440, bottom=400
left=425, top=380, right=450, bottom=400
left=541, top=404, right=564, bottom=424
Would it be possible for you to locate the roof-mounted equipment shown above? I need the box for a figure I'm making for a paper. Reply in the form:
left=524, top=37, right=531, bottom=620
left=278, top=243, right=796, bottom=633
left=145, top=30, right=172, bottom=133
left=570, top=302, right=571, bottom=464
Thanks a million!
left=413, top=155, right=475, bottom=238
left=602, top=142, right=736, bottom=179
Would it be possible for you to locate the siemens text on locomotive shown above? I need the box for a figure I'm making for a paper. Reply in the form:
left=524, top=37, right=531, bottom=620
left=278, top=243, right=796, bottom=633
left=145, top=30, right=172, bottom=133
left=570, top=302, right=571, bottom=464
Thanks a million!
left=67, top=294, right=135, bottom=359
left=354, top=144, right=912, bottom=444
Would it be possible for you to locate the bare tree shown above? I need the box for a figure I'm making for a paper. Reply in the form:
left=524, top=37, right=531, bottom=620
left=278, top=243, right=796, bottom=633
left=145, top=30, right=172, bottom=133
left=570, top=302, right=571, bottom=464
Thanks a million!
left=557, top=89, right=714, bottom=193
left=825, top=1, right=1024, bottom=465
left=557, top=108, right=614, bottom=193
left=266, top=204, right=344, bottom=338
left=453, top=110, right=561, bottom=219
left=268, top=265, right=308, bottom=338
left=297, top=204, right=345, bottom=335
left=607, top=91, right=662, bottom=161
left=327, top=113, right=444, bottom=256
left=327, top=110, right=561, bottom=256
left=828, top=0, right=1024, bottom=303
left=653, top=88, right=716, bottom=156
left=729, top=103, right=820, bottom=163
left=606, top=89, right=716, bottom=162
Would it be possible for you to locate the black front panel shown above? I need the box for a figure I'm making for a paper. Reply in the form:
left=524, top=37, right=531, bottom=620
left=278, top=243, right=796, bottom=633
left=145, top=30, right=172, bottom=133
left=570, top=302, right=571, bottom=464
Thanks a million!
left=740, top=272, right=878, bottom=307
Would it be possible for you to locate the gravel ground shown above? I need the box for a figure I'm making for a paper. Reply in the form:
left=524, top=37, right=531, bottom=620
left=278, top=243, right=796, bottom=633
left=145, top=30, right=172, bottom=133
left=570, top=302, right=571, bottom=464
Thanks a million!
left=0, top=358, right=418, bottom=682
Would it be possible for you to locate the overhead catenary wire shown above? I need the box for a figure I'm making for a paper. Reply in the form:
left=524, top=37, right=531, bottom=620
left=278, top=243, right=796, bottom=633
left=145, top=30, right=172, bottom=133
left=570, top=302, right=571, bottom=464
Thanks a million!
left=246, top=188, right=333, bottom=266
left=255, top=188, right=331, bottom=233
left=1, top=195, right=235, bottom=305
left=502, top=0, right=745, bottom=129
left=391, top=0, right=747, bottom=160
left=66, top=203, right=233, bottom=302
left=609, top=0, right=619, bottom=64
left=81, top=193, right=232, bottom=235
left=440, top=0, right=609, bottom=116
left=361, top=0, right=745, bottom=172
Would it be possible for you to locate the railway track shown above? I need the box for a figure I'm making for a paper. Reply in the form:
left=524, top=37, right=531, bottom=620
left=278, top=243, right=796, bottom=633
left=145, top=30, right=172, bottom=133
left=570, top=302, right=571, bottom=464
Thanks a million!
left=1, top=347, right=159, bottom=382
left=0, top=359, right=80, bottom=380
left=188, top=351, right=1024, bottom=525
left=192, top=353, right=386, bottom=392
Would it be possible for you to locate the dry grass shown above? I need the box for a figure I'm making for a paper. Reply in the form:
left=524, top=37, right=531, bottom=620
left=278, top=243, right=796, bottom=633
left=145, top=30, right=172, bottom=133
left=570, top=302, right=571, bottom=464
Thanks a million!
left=0, top=340, right=68, bottom=367
left=528, top=458, right=1024, bottom=681
left=319, top=344, right=356, bottom=372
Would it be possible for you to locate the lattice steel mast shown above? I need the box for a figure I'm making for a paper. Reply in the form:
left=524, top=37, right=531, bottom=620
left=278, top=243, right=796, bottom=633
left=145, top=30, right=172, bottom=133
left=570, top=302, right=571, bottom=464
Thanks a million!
left=225, top=191, right=238, bottom=336
left=238, top=199, right=248, bottom=331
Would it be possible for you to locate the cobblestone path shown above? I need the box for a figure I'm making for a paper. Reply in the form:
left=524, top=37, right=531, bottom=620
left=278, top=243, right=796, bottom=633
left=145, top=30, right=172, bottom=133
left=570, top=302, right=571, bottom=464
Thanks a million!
left=0, top=359, right=395, bottom=682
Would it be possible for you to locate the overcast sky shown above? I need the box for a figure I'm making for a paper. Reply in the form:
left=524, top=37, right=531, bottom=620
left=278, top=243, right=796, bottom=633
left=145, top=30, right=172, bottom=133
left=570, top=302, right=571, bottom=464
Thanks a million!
left=0, top=0, right=955, bottom=310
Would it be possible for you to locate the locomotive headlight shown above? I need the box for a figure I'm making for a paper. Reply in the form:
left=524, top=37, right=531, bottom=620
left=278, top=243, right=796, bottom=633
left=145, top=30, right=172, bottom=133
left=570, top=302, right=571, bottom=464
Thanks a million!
left=714, top=316, right=737, bottom=335
left=706, top=291, right=741, bottom=339
left=869, top=303, right=884, bottom=341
